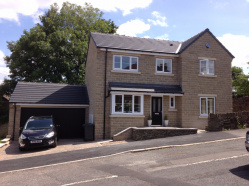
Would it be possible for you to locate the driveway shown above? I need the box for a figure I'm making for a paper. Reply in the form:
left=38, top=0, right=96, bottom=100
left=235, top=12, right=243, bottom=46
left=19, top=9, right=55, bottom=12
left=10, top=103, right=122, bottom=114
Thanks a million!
left=0, top=139, right=127, bottom=161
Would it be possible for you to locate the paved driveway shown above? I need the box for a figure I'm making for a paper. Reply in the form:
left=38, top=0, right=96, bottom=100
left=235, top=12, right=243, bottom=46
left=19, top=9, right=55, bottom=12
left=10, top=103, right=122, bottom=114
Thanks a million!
left=0, top=139, right=126, bottom=161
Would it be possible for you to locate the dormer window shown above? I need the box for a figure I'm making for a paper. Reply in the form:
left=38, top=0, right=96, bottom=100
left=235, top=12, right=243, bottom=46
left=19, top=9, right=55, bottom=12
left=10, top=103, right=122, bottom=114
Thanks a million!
left=200, top=59, right=214, bottom=75
left=113, top=55, right=138, bottom=71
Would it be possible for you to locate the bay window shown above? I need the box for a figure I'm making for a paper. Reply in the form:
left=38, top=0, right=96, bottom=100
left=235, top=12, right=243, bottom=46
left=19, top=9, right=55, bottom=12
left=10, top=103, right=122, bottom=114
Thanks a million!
left=112, top=94, right=143, bottom=114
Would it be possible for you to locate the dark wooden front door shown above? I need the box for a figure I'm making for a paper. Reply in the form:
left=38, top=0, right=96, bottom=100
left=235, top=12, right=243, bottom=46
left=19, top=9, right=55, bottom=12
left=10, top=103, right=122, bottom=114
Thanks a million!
left=152, top=97, right=162, bottom=125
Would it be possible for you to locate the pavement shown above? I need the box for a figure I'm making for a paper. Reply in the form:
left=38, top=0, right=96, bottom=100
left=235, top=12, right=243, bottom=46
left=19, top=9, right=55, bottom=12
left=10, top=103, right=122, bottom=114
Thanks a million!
left=0, top=129, right=247, bottom=173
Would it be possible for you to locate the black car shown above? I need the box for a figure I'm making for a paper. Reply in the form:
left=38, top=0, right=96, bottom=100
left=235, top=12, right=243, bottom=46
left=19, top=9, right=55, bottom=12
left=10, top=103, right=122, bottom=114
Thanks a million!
left=245, top=131, right=249, bottom=152
left=19, top=116, right=58, bottom=151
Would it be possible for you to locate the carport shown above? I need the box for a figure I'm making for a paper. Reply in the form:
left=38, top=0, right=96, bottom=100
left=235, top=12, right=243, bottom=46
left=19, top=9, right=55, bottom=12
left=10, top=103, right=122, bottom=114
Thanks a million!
left=8, top=82, right=89, bottom=140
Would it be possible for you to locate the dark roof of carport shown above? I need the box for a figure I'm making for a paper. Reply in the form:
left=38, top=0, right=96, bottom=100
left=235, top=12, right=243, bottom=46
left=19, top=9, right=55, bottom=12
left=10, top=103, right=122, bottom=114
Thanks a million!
left=109, top=82, right=184, bottom=94
left=9, top=82, right=89, bottom=105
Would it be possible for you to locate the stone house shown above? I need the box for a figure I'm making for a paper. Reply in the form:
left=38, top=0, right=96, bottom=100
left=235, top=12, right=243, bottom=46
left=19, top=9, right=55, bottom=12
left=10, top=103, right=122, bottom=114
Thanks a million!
left=7, top=28, right=234, bottom=141
left=85, top=28, right=234, bottom=140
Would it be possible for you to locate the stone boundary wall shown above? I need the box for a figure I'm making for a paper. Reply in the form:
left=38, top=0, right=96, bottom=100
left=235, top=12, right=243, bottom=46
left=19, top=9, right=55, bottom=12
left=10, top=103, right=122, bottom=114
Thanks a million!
left=208, top=112, right=249, bottom=131
left=0, top=123, right=8, bottom=138
left=113, top=127, right=198, bottom=141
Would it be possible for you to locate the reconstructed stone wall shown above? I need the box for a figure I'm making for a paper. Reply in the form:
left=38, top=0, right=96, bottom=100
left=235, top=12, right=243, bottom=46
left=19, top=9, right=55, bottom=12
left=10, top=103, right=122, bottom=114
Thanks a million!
left=132, top=128, right=197, bottom=141
left=208, top=112, right=249, bottom=131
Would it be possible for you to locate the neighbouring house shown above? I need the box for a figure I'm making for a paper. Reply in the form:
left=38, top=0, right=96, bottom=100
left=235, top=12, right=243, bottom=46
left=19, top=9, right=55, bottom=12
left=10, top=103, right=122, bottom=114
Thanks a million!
left=85, top=28, right=234, bottom=140
left=7, top=28, right=234, bottom=141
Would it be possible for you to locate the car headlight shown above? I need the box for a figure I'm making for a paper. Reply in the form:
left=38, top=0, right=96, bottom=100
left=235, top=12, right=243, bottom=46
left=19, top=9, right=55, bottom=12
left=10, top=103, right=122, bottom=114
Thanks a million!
left=45, top=131, right=55, bottom=138
left=20, top=134, right=27, bottom=139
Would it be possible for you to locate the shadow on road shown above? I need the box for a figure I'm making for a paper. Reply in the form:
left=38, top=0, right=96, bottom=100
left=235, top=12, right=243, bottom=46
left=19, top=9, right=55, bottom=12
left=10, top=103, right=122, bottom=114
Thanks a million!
left=230, top=165, right=249, bottom=180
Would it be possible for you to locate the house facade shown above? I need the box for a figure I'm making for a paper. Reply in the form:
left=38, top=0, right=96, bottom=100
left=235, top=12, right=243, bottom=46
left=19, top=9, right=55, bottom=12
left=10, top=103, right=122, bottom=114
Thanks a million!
left=86, top=28, right=234, bottom=140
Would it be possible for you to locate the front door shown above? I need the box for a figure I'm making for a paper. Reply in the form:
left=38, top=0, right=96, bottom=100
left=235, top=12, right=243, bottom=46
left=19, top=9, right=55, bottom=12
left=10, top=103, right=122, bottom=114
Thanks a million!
left=152, top=97, right=162, bottom=125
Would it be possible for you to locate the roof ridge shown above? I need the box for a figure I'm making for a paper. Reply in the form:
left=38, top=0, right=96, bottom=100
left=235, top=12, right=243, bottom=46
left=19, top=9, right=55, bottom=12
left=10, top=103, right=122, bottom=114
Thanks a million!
left=90, top=32, right=180, bottom=43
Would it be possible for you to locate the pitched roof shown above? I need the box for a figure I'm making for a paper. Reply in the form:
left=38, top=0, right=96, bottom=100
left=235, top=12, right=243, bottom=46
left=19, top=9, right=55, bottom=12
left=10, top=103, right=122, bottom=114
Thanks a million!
left=109, top=82, right=184, bottom=94
left=91, top=32, right=181, bottom=54
left=178, top=28, right=234, bottom=58
left=91, top=29, right=234, bottom=58
left=9, top=82, right=89, bottom=105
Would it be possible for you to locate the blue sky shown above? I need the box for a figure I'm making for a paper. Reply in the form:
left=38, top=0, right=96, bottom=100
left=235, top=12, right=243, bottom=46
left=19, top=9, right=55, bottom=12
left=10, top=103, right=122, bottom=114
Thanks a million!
left=0, top=0, right=249, bottom=84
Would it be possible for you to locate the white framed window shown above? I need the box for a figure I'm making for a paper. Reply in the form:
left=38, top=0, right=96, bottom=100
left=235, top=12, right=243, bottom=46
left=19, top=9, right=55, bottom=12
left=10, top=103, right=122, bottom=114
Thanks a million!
left=113, top=55, right=138, bottom=71
left=200, top=97, right=215, bottom=116
left=112, top=94, right=143, bottom=114
left=200, top=59, right=214, bottom=75
left=156, top=58, right=172, bottom=74
left=169, top=96, right=175, bottom=109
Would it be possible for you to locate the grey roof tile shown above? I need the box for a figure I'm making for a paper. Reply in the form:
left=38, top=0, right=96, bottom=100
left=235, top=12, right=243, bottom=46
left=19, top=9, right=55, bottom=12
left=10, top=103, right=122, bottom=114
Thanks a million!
left=9, top=82, right=89, bottom=105
left=109, top=82, right=183, bottom=94
left=91, top=32, right=181, bottom=54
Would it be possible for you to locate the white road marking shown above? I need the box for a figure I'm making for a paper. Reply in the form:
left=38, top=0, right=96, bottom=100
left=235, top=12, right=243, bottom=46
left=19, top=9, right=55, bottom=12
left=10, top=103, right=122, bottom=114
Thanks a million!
left=61, top=175, right=118, bottom=186
left=0, top=137, right=245, bottom=175
left=147, top=153, right=249, bottom=172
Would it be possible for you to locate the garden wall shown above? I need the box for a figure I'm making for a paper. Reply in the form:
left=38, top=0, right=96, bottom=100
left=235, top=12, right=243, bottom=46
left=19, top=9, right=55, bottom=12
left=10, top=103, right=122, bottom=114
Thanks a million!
left=207, top=112, right=249, bottom=131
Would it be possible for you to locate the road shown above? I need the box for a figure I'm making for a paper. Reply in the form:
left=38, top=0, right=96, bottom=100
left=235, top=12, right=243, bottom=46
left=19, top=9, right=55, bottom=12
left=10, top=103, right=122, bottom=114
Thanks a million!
left=0, top=137, right=249, bottom=186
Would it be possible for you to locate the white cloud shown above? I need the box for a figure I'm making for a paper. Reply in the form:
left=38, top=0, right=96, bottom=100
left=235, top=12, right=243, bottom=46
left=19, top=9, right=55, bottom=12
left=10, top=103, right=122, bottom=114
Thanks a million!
left=0, top=67, right=10, bottom=84
left=117, top=19, right=150, bottom=37
left=218, top=34, right=249, bottom=73
left=0, top=0, right=153, bottom=23
left=0, top=50, right=6, bottom=66
left=155, top=34, right=169, bottom=40
left=148, top=11, right=168, bottom=27
left=143, top=36, right=150, bottom=38
left=0, top=50, right=9, bottom=84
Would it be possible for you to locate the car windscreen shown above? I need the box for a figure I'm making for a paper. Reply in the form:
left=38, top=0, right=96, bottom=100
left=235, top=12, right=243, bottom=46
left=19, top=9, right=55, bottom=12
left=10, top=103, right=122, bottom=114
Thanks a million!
left=24, top=118, right=53, bottom=130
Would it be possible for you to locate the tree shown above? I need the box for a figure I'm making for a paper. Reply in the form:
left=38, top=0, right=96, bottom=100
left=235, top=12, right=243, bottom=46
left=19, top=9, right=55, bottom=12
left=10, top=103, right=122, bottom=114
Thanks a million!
left=4, top=2, right=117, bottom=89
left=232, top=66, right=249, bottom=97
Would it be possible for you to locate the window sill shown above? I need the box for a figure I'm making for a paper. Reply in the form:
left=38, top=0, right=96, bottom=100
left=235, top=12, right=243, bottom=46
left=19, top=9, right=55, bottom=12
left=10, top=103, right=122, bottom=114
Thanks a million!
left=110, top=114, right=145, bottom=118
left=111, top=70, right=141, bottom=74
left=168, top=109, right=177, bottom=112
left=199, top=116, right=208, bottom=119
left=155, top=73, right=174, bottom=76
left=198, top=74, right=217, bottom=78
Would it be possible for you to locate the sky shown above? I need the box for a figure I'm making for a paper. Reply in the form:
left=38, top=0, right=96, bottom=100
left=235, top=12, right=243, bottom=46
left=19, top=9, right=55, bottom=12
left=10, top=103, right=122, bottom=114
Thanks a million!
left=0, top=0, right=249, bottom=84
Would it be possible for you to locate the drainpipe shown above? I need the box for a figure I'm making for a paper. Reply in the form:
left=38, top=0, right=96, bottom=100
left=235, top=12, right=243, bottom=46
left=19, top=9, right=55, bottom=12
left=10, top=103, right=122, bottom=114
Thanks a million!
left=12, top=103, right=16, bottom=140
left=103, top=48, right=108, bottom=139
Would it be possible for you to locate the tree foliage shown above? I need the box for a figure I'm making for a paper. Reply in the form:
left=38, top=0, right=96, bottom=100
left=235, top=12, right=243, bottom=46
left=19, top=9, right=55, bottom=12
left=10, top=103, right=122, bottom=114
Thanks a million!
left=4, top=2, right=117, bottom=90
left=232, top=66, right=249, bottom=97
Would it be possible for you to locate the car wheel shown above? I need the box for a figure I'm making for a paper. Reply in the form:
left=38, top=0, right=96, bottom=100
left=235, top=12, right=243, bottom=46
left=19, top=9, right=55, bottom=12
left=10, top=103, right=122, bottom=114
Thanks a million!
left=247, top=147, right=249, bottom=152
left=19, top=146, right=25, bottom=151
left=52, top=138, right=57, bottom=148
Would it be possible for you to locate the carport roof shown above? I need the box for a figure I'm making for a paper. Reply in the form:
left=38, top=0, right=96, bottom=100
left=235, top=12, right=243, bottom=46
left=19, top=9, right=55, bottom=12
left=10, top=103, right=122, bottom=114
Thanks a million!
left=9, top=82, right=89, bottom=105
